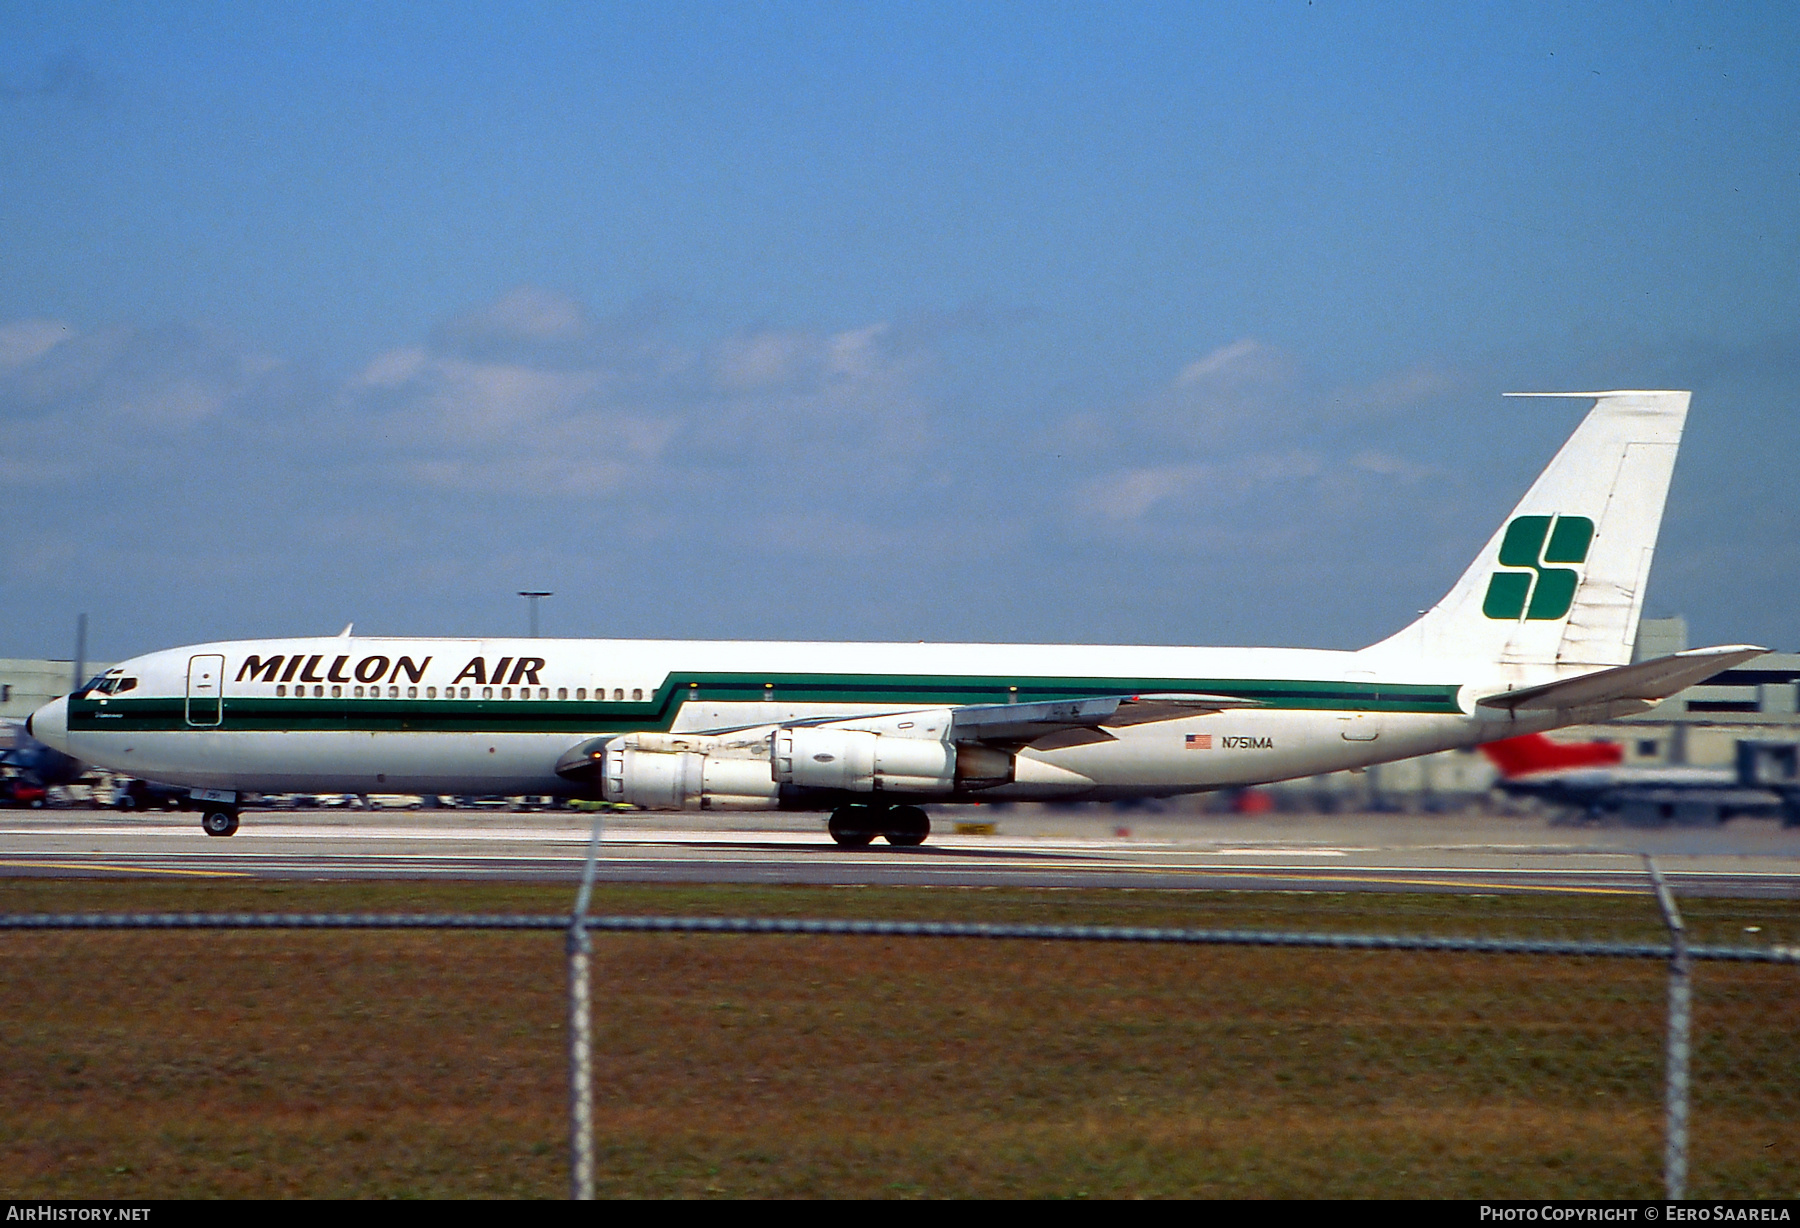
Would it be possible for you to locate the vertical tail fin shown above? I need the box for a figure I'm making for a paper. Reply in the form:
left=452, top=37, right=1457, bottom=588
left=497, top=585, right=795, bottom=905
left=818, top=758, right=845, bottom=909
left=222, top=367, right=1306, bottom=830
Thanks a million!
left=1365, top=391, right=1689, bottom=670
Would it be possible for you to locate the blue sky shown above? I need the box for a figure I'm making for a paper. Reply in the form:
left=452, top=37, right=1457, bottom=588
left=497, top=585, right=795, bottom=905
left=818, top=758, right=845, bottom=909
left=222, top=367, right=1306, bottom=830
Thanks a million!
left=3, top=2, right=1796, bottom=662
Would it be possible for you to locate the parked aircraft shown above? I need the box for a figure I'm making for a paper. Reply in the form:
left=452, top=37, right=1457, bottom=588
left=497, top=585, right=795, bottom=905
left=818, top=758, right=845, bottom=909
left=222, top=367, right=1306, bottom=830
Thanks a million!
left=0, top=719, right=84, bottom=807
left=1481, top=733, right=1800, bottom=825
left=28, top=391, right=1762, bottom=843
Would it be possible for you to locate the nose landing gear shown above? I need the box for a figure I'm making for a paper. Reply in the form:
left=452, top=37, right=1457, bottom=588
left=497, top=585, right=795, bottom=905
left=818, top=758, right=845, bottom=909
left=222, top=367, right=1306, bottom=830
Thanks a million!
left=200, top=810, right=240, bottom=838
left=827, top=803, right=930, bottom=848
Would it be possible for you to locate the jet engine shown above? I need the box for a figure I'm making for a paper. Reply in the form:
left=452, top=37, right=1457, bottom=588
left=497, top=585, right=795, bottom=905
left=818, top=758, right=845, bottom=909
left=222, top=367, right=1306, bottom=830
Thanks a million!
left=561, top=731, right=780, bottom=811
left=773, top=727, right=954, bottom=793
left=605, top=746, right=779, bottom=809
left=772, top=725, right=1013, bottom=793
left=556, top=712, right=1019, bottom=810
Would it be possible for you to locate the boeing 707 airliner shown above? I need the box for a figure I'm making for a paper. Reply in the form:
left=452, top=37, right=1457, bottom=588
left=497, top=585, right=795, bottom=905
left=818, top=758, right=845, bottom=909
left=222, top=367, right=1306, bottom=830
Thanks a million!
left=28, top=391, right=1761, bottom=844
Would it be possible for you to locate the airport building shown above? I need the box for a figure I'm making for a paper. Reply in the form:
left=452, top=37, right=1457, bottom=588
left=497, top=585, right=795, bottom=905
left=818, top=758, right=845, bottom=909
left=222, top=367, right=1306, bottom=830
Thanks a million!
left=0, top=658, right=114, bottom=724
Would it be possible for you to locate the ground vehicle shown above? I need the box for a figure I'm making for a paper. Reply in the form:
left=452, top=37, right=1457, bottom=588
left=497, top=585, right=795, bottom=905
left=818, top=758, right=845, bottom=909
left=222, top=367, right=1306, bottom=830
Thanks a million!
left=112, top=778, right=188, bottom=811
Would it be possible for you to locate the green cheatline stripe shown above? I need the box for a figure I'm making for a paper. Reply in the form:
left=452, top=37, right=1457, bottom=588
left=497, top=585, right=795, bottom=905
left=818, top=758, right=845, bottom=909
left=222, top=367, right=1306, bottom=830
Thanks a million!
left=68, top=671, right=1465, bottom=734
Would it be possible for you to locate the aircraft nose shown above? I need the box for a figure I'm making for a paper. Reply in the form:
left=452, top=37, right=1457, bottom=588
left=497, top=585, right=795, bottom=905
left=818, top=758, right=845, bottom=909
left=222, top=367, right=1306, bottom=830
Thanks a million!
left=28, top=696, right=70, bottom=753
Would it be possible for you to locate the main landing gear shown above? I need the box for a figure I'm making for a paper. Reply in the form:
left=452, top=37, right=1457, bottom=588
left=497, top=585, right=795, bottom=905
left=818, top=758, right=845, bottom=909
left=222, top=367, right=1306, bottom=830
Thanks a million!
left=828, top=803, right=930, bottom=848
left=200, top=810, right=240, bottom=838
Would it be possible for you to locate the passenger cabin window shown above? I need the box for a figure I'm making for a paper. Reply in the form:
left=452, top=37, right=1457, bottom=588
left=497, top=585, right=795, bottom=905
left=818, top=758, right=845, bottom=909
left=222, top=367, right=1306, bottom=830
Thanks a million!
left=613, top=688, right=624, bottom=701
left=633, top=688, right=643, bottom=701
left=576, top=688, right=586, bottom=700
left=557, top=687, right=568, bottom=700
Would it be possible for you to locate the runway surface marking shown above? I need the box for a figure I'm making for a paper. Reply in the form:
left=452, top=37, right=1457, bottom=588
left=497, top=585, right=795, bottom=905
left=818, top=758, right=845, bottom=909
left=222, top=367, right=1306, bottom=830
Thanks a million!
left=1097, top=866, right=1648, bottom=894
left=4, top=814, right=1797, bottom=896
left=6, top=849, right=1790, bottom=891
left=0, top=859, right=250, bottom=878
left=0, top=823, right=1385, bottom=856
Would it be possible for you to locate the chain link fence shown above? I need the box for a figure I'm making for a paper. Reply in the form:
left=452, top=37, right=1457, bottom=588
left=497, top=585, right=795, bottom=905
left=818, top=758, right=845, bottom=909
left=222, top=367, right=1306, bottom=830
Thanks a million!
left=2, top=857, right=1795, bottom=1198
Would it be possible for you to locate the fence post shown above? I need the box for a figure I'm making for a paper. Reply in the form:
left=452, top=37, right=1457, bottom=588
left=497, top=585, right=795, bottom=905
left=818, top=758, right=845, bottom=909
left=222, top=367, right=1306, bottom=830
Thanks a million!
left=1645, top=855, right=1690, bottom=1200
left=568, top=809, right=606, bottom=1201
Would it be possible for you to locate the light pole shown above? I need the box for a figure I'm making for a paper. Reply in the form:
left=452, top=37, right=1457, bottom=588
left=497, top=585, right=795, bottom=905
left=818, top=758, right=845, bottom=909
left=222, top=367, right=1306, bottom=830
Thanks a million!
left=518, top=591, right=553, bottom=638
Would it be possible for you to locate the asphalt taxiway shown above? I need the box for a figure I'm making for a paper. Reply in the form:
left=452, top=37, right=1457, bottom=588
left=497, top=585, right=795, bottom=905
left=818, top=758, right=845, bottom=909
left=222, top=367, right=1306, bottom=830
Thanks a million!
left=2, top=806, right=1799, bottom=897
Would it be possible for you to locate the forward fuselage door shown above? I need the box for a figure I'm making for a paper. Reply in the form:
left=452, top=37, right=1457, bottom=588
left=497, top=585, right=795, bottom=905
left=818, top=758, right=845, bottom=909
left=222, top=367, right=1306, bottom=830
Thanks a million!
left=186, top=654, right=225, bottom=727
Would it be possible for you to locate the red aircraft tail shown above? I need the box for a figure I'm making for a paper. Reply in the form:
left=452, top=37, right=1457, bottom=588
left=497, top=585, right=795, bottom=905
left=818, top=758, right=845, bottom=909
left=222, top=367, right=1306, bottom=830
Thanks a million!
left=1480, top=733, right=1623, bottom=778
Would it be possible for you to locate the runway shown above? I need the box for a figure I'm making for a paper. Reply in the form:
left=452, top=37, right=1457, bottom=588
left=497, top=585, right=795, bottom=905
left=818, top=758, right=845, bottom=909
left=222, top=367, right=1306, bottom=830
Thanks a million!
left=3, top=805, right=1800, bottom=897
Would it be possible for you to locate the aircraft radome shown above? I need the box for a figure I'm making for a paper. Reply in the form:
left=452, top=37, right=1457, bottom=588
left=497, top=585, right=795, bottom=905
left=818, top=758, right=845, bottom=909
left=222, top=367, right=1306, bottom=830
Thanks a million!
left=29, top=391, right=1763, bottom=844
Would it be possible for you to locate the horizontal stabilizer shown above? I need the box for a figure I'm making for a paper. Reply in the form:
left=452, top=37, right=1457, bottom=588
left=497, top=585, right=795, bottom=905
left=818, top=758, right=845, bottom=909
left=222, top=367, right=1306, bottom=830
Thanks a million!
left=1476, top=645, right=1766, bottom=712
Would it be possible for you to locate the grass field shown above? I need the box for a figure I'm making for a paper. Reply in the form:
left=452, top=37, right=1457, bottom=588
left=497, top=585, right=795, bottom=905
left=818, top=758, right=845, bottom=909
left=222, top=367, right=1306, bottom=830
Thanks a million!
left=1, top=879, right=1796, bottom=1198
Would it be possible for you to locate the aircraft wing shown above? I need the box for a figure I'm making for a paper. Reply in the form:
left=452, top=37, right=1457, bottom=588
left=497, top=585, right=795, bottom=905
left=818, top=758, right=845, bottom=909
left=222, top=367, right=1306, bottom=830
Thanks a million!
left=556, top=692, right=1261, bottom=779
left=1476, top=645, right=1767, bottom=712
left=948, top=693, right=1260, bottom=747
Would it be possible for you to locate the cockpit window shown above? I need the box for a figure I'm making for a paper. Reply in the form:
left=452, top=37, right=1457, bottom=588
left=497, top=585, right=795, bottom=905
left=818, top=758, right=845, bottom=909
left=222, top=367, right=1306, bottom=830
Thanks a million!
left=78, top=671, right=137, bottom=696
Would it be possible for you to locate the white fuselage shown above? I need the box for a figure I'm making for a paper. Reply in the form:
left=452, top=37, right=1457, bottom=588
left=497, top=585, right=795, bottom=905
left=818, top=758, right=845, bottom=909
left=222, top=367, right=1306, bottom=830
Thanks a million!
left=31, top=634, right=1574, bottom=805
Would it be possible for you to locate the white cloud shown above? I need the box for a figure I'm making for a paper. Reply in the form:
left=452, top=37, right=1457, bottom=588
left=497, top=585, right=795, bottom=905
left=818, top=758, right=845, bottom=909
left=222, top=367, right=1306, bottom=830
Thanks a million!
left=0, top=319, right=71, bottom=370
left=714, top=331, right=815, bottom=390
left=457, top=286, right=587, bottom=342
left=1176, top=337, right=1282, bottom=385
left=355, top=346, right=429, bottom=389
left=824, top=323, right=892, bottom=382
left=1336, top=364, right=1456, bottom=414
left=1081, top=451, right=1324, bottom=525
left=0, top=321, right=292, bottom=467
left=1064, top=337, right=1300, bottom=458
left=114, top=376, right=233, bottom=426
left=330, top=294, right=937, bottom=501
left=1350, top=448, right=1434, bottom=479
left=1, top=292, right=942, bottom=518
left=404, top=451, right=647, bottom=497
left=1093, top=463, right=1211, bottom=522
left=418, top=358, right=605, bottom=435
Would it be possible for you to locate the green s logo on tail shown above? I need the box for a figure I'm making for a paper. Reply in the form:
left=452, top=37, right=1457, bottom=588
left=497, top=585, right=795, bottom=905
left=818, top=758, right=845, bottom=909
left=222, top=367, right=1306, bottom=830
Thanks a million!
left=1482, top=514, right=1594, bottom=621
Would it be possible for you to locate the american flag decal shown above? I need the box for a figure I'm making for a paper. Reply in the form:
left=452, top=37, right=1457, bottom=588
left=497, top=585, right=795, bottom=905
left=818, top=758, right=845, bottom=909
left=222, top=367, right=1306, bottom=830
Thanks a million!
left=1185, top=733, right=1212, bottom=750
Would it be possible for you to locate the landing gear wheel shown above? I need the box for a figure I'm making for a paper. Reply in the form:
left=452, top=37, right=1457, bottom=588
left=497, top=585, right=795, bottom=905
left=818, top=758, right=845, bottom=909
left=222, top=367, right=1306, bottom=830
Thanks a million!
left=883, top=805, right=930, bottom=847
left=201, top=810, right=240, bottom=838
left=828, top=806, right=876, bottom=847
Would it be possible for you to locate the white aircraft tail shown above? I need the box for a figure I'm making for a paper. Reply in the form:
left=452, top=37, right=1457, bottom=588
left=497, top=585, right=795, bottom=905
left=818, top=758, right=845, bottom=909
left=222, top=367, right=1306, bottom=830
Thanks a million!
left=1364, top=391, right=1689, bottom=670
